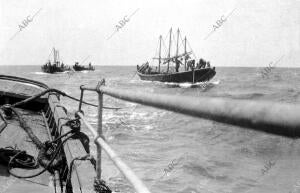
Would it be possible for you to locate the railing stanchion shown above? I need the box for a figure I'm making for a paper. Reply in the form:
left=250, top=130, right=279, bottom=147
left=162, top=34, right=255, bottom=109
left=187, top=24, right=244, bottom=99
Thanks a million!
left=96, top=80, right=105, bottom=179
left=78, top=85, right=84, bottom=111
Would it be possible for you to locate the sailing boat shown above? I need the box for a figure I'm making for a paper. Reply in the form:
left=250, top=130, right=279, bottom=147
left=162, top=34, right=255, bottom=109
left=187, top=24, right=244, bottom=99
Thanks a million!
left=137, top=28, right=216, bottom=83
left=41, top=48, right=71, bottom=73
left=73, top=62, right=95, bottom=71
left=73, top=56, right=95, bottom=71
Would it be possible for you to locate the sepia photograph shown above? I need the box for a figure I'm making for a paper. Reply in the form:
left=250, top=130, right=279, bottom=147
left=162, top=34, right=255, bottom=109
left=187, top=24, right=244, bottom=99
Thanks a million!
left=0, top=0, right=299, bottom=193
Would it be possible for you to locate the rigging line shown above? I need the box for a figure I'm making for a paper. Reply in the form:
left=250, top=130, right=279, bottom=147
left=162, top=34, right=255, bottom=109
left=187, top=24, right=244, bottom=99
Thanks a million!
left=160, top=29, right=173, bottom=59
left=161, top=40, right=169, bottom=60
left=179, top=32, right=185, bottom=47
left=179, top=33, right=186, bottom=54
left=187, top=39, right=198, bottom=61
left=154, top=38, right=160, bottom=58
left=179, top=31, right=190, bottom=55
left=171, top=33, right=177, bottom=56
left=159, top=35, right=167, bottom=59
left=47, top=48, right=53, bottom=61
left=177, top=41, right=183, bottom=53
left=161, top=36, right=168, bottom=59
left=148, top=37, right=160, bottom=67
left=163, top=29, right=170, bottom=56
left=163, top=37, right=169, bottom=57
left=152, top=38, right=161, bottom=66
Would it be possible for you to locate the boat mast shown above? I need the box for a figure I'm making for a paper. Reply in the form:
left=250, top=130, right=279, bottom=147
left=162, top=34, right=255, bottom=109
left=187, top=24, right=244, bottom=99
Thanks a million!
left=158, top=35, right=162, bottom=73
left=53, top=48, right=56, bottom=65
left=184, top=36, right=187, bottom=71
left=167, top=28, right=172, bottom=73
left=57, top=50, right=60, bottom=65
left=176, top=29, right=179, bottom=58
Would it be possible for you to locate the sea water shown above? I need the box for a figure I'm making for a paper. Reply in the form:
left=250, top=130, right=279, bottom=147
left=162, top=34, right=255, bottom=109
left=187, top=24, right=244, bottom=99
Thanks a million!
left=1, top=65, right=300, bottom=193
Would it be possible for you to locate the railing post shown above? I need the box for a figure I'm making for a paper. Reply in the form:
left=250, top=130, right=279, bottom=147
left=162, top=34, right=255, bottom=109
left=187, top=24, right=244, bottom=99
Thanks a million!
left=78, top=85, right=85, bottom=112
left=96, top=79, right=105, bottom=180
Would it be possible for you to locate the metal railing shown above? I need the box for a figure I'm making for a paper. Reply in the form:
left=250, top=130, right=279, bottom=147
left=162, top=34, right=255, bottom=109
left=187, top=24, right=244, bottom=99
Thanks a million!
left=78, top=80, right=152, bottom=193
left=77, top=79, right=300, bottom=193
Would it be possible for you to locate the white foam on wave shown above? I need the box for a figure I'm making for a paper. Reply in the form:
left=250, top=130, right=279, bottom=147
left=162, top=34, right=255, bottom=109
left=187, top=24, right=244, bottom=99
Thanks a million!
left=164, top=80, right=220, bottom=88
left=212, top=79, right=220, bottom=85
left=179, top=82, right=194, bottom=88
left=61, top=71, right=71, bottom=74
left=33, top=72, right=47, bottom=75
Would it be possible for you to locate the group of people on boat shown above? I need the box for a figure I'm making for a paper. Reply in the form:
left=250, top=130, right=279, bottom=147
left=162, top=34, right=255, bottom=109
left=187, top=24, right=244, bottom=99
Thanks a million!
left=44, top=60, right=66, bottom=68
left=137, top=62, right=154, bottom=74
left=137, top=56, right=211, bottom=74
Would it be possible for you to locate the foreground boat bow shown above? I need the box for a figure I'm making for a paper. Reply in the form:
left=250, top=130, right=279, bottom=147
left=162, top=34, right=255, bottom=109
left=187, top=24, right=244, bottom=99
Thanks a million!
left=0, top=75, right=99, bottom=193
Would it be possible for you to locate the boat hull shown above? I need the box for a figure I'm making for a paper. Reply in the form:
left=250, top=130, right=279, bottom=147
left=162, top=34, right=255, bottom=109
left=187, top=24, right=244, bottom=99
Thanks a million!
left=73, top=65, right=95, bottom=71
left=137, top=67, right=216, bottom=83
left=41, top=65, right=70, bottom=73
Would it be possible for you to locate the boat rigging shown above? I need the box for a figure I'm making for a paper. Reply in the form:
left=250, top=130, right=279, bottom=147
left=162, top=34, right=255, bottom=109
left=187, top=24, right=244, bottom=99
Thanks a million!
left=137, top=28, right=216, bottom=83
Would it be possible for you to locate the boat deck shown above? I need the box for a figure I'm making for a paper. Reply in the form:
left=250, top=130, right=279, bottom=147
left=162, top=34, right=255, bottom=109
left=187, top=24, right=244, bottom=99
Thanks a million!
left=0, top=108, right=52, bottom=193
left=0, top=76, right=96, bottom=193
left=0, top=78, right=52, bottom=193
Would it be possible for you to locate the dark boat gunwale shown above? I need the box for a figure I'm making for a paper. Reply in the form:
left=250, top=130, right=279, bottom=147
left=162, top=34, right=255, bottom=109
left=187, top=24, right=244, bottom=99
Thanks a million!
left=0, top=75, right=49, bottom=89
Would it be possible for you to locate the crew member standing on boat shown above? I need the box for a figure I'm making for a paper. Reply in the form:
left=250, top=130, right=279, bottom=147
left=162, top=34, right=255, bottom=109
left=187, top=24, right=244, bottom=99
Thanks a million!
left=187, top=59, right=195, bottom=71
left=174, top=58, right=183, bottom=72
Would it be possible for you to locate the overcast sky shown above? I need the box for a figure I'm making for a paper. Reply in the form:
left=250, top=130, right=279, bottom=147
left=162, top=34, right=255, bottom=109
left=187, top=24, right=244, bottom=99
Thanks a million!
left=0, top=0, right=299, bottom=67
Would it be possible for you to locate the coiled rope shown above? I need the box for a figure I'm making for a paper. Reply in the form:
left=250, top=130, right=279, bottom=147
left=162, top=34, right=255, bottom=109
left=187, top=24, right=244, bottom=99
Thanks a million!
left=0, top=87, right=113, bottom=192
left=0, top=104, right=82, bottom=178
left=8, top=132, right=76, bottom=178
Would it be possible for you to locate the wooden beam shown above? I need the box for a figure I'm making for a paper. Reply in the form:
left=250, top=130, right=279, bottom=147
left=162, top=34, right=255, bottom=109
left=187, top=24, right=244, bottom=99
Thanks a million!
left=48, top=95, right=95, bottom=193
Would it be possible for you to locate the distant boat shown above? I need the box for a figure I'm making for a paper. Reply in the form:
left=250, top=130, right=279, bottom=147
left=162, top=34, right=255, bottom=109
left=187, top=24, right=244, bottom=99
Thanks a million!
left=137, top=28, right=216, bottom=83
left=41, top=48, right=71, bottom=73
left=73, top=62, right=95, bottom=71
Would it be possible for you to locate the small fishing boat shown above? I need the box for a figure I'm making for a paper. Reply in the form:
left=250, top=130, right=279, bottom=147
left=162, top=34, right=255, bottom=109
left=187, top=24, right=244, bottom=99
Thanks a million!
left=0, top=75, right=109, bottom=193
left=73, top=62, right=95, bottom=71
left=137, top=28, right=216, bottom=83
left=41, top=48, right=71, bottom=73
